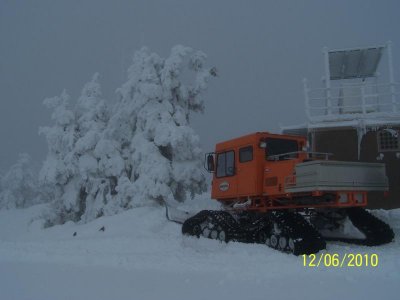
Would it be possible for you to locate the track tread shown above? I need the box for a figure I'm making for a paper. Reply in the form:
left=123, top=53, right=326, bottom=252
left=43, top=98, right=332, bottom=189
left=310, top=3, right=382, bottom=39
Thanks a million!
left=337, top=207, right=394, bottom=246
left=267, top=211, right=326, bottom=255
left=182, top=210, right=240, bottom=241
left=182, top=210, right=325, bottom=255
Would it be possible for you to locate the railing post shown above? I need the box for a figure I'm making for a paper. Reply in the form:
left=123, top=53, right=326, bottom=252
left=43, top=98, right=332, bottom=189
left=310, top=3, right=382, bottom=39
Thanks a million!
left=323, top=47, right=332, bottom=115
left=303, top=78, right=311, bottom=121
left=387, top=41, right=397, bottom=112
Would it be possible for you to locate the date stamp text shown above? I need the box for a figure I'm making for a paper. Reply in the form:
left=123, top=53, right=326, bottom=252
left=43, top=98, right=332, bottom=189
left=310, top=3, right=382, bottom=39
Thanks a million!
left=302, top=253, right=379, bottom=267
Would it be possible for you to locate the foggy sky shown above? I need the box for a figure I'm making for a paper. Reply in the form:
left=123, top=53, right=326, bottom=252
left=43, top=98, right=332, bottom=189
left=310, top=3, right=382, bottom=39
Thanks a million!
left=1, top=0, right=399, bottom=171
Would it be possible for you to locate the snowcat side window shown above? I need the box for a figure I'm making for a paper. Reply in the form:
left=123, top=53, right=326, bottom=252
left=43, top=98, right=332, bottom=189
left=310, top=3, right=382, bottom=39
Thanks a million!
left=216, top=153, right=226, bottom=177
left=216, top=150, right=235, bottom=177
left=265, top=138, right=299, bottom=160
left=226, top=151, right=235, bottom=176
left=239, top=146, right=253, bottom=163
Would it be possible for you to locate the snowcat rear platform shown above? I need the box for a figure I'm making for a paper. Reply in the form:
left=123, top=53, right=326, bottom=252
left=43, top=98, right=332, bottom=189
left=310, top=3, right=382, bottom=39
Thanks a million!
left=285, top=160, right=388, bottom=193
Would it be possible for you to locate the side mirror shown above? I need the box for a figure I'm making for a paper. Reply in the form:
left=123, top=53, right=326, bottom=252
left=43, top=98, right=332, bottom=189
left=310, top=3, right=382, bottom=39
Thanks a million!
left=205, top=153, right=215, bottom=172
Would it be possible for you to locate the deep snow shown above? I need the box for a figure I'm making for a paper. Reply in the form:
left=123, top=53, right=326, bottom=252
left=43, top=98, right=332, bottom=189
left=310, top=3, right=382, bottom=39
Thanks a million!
left=0, top=200, right=399, bottom=300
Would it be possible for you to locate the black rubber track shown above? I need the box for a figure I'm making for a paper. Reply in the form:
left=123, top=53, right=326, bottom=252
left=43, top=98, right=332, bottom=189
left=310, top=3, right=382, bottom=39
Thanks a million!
left=266, top=211, right=326, bottom=255
left=182, top=210, right=241, bottom=242
left=182, top=210, right=326, bottom=256
left=324, top=207, right=395, bottom=246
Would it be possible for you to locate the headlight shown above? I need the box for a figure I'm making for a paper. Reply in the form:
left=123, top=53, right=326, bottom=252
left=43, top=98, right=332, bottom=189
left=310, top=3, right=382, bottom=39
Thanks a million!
left=354, top=193, right=364, bottom=203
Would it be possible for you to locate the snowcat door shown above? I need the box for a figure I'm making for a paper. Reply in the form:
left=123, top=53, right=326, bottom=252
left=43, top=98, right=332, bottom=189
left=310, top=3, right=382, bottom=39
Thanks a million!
left=236, top=146, right=257, bottom=196
left=212, top=150, right=237, bottom=199
left=264, top=138, right=300, bottom=196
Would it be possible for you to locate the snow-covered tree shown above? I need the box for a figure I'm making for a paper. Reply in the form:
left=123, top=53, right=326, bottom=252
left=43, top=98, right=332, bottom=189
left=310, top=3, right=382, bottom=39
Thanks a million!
left=41, top=45, right=215, bottom=224
left=40, top=74, right=114, bottom=224
left=0, top=153, right=40, bottom=209
left=39, top=89, right=80, bottom=223
left=109, top=45, right=215, bottom=209
left=39, top=90, right=76, bottom=185
left=74, top=74, right=112, bottom=221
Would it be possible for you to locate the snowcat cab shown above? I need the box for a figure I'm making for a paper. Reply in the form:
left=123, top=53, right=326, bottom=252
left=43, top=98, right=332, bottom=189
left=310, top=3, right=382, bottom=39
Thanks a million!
left=206, top=132, right=387, bottom=211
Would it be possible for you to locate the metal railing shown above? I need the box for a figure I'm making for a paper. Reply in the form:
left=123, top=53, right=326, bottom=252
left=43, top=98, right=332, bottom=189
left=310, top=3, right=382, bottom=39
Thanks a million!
left=304, top=81, right=400, bottom=122
left=267, top=151, right=332, bottom=161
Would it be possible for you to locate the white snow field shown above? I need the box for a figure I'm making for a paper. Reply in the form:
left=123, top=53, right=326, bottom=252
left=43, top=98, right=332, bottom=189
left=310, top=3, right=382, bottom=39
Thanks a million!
left=0, top=202, right=399, bottom=300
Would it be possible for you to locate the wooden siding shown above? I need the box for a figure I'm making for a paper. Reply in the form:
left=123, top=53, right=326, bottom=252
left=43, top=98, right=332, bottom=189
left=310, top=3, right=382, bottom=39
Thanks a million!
left=313, top=128, right=400, bottom=209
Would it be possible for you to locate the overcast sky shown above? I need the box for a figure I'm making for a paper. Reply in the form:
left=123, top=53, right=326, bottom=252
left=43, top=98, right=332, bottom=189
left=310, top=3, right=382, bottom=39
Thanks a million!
left=0, top=0, right=399, bottom=170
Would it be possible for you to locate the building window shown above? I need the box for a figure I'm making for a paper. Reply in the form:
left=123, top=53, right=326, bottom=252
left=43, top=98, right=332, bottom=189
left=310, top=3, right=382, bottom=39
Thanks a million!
left=216, top=151, right=235, bottom=177
left=239, top=146, right=253, bottom=163
left=378, top=129, right=399, bottom=152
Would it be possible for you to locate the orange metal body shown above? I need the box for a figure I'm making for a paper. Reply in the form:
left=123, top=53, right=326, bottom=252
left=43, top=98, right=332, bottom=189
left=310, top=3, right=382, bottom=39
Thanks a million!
left=211, top=132, right=367, bottom=212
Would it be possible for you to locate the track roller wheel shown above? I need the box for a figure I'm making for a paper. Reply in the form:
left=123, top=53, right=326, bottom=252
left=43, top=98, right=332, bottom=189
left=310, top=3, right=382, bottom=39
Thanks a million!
left=270, top=234, right=279, bottom=248
left=218, top=229, right=227, bottom=242
left=279, top=236, right=288, bottom=250
left=192, top=224, right=201, bottom=237
left=210, top=229, right=218, bottom=239
left=202, top=227, right=210, bottom=238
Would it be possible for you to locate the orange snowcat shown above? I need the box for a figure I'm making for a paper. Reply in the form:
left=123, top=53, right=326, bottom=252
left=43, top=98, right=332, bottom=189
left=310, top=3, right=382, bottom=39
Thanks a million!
left=181, top=132, right=394, bottom=255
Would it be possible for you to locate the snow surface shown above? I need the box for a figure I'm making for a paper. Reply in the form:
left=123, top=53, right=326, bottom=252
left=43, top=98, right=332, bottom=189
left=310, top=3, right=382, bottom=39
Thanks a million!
left=0, top=200, right=399, bottom=300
